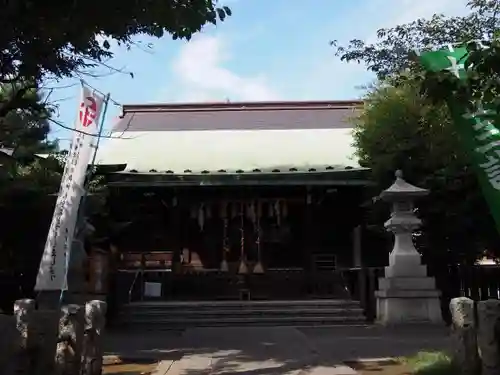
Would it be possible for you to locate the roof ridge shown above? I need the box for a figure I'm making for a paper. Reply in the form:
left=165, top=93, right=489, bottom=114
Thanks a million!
left=121, top=100, right=363, bottom=114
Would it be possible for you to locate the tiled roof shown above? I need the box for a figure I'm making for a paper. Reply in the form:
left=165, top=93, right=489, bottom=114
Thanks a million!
left=113, top=100, right=361, bottom=132
left=97, top=100, right=363, bottom=175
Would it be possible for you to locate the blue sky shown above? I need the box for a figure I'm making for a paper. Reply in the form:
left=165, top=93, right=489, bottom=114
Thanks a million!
left=49, top=0, right=471, bottom=149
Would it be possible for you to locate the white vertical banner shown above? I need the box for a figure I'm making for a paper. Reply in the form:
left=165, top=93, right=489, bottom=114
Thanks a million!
left=35, top=84, right=105, bottom=291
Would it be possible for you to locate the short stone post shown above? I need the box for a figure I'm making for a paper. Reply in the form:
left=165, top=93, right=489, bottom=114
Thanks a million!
left=54, top=304, right=85, bottom=375
left=450, top=297, right=480, bottom=375
left=82, top=300, right=107, bottom=375
left=14, top=299, right=37, bottom=349
left=31, top=308, right=60, bottom=375
left=0, top=313, right=17, bottom=375
left=0, top=299, right=36, bottom=375
left=477, top=299, right=500, bottom=375
left=13, top=299, right=36, bottom=374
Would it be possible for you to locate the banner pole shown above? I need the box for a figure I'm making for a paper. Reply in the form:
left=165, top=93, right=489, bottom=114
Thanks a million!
left=59, top=92, right=111, bottom=305
left=88, top=92, right=111, bottom=174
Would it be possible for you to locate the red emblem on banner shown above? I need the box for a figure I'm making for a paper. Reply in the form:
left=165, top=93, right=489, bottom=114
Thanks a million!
left=79, top=96, right=97, bottom=127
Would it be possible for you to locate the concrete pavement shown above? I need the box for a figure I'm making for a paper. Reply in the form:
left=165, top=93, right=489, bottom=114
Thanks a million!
left=103, top=325, right=452, bottom=375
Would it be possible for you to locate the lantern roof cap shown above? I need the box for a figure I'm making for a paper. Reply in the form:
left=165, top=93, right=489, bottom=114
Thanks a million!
left=380, top=170, right=429, bottom=200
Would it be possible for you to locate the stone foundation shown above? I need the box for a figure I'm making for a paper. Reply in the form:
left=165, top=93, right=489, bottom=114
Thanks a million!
left=376, top=289, right=442, bottom=325
left=0, top=299, right=107, bottom=375
left=376, top=261, right=442, bottom=325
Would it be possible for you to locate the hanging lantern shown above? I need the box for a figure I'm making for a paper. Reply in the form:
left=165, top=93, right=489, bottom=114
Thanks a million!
left=282, top=200, right=288, bottom=218
left=253, top=206, right=264, bottom=274
left=238, top=202, right=248, bottom=274
left=219, top=201, right=228, bottom=219
left=220, top=201, right=230, bottom=272
left=248, top=202, right=256, bottom=224
left=231, top=201, right=238, bottom=218
left=206, top=203, right=212, bottom=219
left=268, top=201, right=274, bottom=217
left=190, top=205, right=198, bottom=219
left=256, top=201, right=263, bottom=218
left=274, top=200, right=281, bottom=226
left=198, top=203, right=205, bottom=231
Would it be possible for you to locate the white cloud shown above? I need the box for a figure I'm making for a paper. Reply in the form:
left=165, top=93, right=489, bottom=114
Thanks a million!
left=302, top=0, right=471, bottom=100
left=389, top=0, right=469, bottom=26
left=170, top=35, right=279, bottom=102
left=161, top=0, right=470, bottom=103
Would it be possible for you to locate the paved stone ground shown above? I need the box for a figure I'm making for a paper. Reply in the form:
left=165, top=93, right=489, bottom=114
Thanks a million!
left=103, top=325, right=452, bottom=375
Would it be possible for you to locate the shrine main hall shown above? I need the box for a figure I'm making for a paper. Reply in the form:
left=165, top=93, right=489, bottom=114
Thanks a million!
left=95, top=99, right=377, bottom=305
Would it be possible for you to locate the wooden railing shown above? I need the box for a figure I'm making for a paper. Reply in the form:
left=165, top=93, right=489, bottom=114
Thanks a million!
left=434, top=264, right=500, bottom=324
left=338, top=267, right=385, bottom=321
left=115, top=267, right=383, bottom=307
left=341, top=264, right=500, bottom=323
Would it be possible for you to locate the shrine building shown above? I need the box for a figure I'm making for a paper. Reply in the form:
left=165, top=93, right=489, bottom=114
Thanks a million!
left=95, top=100, right=376, bottom=304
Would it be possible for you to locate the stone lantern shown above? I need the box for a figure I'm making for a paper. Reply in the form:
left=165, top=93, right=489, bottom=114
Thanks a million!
left=375, top=170, right=442, bottom=325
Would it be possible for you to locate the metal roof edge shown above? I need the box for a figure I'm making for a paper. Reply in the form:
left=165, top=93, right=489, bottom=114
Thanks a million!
left=121, top=100, right=363, bottom=115
left=111, top=167, right=370, bottom=176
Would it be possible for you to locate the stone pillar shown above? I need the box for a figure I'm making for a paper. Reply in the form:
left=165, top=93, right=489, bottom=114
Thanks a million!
left=2, top=299, right=37, bottom=375
left=14, top=299, right=36, bottom=350
left=450, top=297, right=480, bottom=375
left=477, top=299, right=500, bottom=375
left=82, top=300, right=107, bottom=375
left=31, top=309, right=60, bottom=375
left=54, top=304, right=84, bottom=375
left=0, top=313, right=18, bottom=375
left=375, top=171, right=442, bottom=325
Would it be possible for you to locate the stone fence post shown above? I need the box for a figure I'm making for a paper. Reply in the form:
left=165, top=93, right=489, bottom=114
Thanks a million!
left=0, top=312, right=17, bottom=374
left=82, top=300, right=107, bottom=375
left=477, top=299, right=500, bottom=375
left=54, top=304, right=85, bottom=375
left=1, top=299, right=107, bottom=375
left=449, top=297, right=480, bottom=375
left=0, top=299, right=37, bottom=375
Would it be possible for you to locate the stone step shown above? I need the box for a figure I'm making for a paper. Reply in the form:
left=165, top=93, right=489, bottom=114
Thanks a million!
left=125, top=299, right=361, bottom=310
left=122, top=307, right=365, bottom=317
left=118, top=299, right=367, bottom=329
left=120, top=315, right=368, bottom=329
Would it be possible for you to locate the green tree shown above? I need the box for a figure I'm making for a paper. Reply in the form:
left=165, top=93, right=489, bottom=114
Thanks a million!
left=0, top=0, right=231, bottom=117
left=0, top=83, right=63, bottom=294
left=332, top=0, right=500, bottom=262
left=331, top=0, right=497, bottom=80
left=0, top=84, right=57, bottom=161
left=354, top=80, right=498, bottom=264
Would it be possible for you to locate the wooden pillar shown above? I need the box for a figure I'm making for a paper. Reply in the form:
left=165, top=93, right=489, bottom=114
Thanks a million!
left=304, top=188, right=313, bottom=271
left=303, top=188, right=314, bottom=295
left=170, top=195, right=182, bottom=274
left=352, top=225, right=362, bottom=268
left=352, top=225, right=366, bottom=306
left=89, top=249, right=109, bottom=295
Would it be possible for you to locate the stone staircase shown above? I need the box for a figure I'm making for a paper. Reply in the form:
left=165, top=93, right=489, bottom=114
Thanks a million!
left=117, top=299, right=368, bottom=329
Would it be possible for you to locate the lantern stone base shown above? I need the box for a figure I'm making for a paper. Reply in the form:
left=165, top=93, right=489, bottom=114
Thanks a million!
left=375, top=272, right=442, bottom=325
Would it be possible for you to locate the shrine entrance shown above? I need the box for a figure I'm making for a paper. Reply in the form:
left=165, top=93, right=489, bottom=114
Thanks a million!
left=109, top=183, right=367, bottom=302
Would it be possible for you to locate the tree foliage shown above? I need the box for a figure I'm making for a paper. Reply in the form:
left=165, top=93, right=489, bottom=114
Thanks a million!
left=0, top=0, right=232, bottom=117
left=333, top=0, right=500, bottom=111
left=331, top=0, right=499, bottom=80
left=354, top=81, right=498, bottom=263
left=0, top=84, right=57, bottom=160
left=332, top=0, right=500, bottom=262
